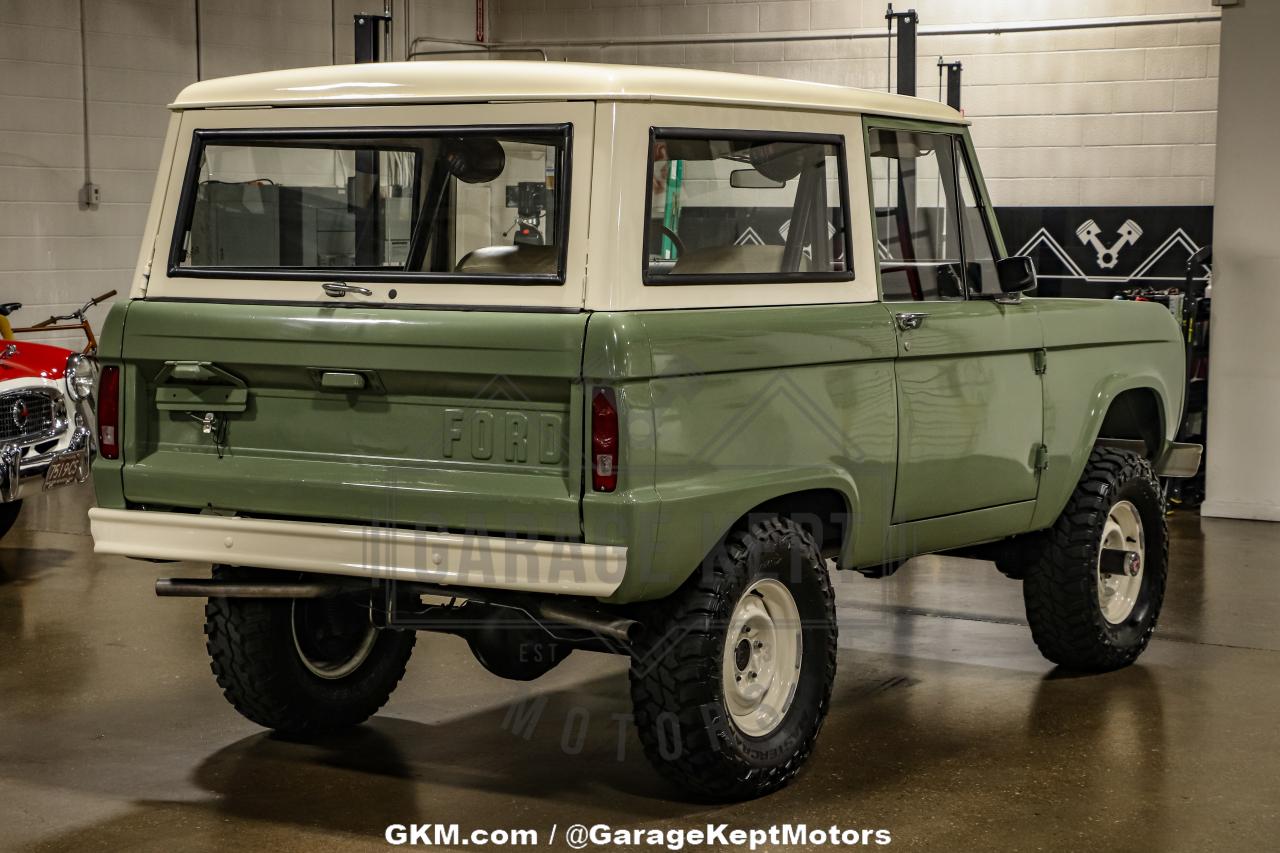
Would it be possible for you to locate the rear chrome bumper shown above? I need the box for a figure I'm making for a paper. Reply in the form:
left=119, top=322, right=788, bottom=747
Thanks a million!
left=1156, top=441, right=1203, bottom=478
left=0, top=426, right=92, bottom=502
left=88, top=508, right=627, bottom=598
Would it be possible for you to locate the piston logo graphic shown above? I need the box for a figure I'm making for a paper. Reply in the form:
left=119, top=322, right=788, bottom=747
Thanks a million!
left=1077, top=218, right=1143, bottom=269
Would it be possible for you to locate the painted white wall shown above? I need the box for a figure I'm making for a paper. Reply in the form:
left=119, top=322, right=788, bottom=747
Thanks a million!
left=0, top=0, right=475, bottom=346
left=492, top=0, right=1220, bottom=208
left=1200, top=0, right=1280, bottom=522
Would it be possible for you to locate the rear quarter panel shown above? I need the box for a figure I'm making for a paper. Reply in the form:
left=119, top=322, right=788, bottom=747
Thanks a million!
left=584, top=304, right=898, bottom=602
left=1032, top=297, right=1185, bottom=529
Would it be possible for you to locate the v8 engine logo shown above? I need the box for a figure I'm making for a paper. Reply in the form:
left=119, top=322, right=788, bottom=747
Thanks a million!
left=1076, top=218, right=1143, bottom=269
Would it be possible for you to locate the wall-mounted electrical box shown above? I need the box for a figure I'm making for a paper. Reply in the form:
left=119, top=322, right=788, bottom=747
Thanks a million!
left=79, top=182, right=100, bottom=210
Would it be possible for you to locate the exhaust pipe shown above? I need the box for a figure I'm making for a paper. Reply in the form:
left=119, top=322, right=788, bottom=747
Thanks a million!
left=158, top=576, right=643, bottom=647
left=155, top=578, right=359, bottom=598
left=536, top=600, right=643, bottom=645
left=406, top=582, right=643, bottom=646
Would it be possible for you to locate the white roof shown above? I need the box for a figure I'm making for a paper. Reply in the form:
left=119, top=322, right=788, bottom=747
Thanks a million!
left=171, top=60, right=966, bottom=123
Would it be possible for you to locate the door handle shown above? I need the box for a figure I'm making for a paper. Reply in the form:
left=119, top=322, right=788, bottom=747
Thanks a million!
left=322, top=281, right=373, bottom=298
left=895, top=312, right=928, bottom=331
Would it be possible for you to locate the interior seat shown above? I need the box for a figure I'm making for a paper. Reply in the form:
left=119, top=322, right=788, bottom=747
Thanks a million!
left=454, top=245, right=557, bottom=275
left=670, top=245, right=786, bottom=275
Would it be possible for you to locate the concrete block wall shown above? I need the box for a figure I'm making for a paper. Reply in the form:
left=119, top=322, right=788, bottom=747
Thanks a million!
left=491, top=1, right=1220, bottom=209
left=0, top=0, right=475, bottom=346
left=1, top=0, right=1220, bottom=340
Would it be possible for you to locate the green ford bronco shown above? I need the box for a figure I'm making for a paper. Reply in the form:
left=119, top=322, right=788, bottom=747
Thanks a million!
left=89, top=61, right=1201, bottom=801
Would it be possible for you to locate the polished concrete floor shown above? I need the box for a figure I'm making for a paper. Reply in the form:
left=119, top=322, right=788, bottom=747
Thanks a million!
left=2, top=485, right=1278, bottom=852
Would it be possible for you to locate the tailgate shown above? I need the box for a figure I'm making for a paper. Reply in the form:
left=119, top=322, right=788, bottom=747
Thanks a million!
left=116, top=300, right=587, bottom=538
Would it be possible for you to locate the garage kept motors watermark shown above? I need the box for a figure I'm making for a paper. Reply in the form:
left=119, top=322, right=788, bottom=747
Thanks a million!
left=385, top=822, right=892, bottom=849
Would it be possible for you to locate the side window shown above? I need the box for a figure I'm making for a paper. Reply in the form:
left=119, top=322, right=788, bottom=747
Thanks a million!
left=868, top=128, right=965, bottom=302
left=644, top=130, right=852, bottom=283
left=956, top=149, right=1001, bottom=297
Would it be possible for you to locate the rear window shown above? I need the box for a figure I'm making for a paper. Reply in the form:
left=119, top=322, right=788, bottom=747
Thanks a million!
left=644, top=128, right=853, bottom=285
left=169, top=125, right=570, bottom=284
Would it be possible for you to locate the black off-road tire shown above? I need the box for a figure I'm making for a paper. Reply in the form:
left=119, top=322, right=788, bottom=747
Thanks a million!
left=629, top=516, right=837, bottom=802
left=1023, top=448, right=1168, bottom=671
left=204, top=565, right=416, bottom=736
left=0, top=499, right=22, bottom=540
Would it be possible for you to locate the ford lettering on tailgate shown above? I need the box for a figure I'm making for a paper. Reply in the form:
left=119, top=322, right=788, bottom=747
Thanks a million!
left=442, top=409, right=564, bottom=465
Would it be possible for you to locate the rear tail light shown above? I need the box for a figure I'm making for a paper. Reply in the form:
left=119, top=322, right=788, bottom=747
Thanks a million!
left=97, top=365, right=120, bottom=460
left=591, top=388, right=619, bottom=493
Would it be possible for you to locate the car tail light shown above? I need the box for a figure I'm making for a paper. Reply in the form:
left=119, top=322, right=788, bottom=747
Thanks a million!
left=97, top=366, right=120, bottom=460
left=591, top=388, right=618, bottom=493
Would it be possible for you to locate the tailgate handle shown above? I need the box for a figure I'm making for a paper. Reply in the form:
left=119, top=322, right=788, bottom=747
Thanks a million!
left=307, top=367, right=383, bottom=393
left=169, top=361, right=220, bottom=382
left=319, top=371, right=366, bottom=391
left=155, top=361, right=248, bottom=413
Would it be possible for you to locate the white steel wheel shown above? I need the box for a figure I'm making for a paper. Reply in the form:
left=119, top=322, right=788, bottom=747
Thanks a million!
left=1097, top=500, right=1146, bottom=625
left=291, top=598, right=378, bottom=680
left=721, top=577, right=803, bottom=738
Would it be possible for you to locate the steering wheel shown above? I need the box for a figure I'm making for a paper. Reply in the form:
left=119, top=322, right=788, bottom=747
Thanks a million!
left=659, top=225, right=686, bottom=256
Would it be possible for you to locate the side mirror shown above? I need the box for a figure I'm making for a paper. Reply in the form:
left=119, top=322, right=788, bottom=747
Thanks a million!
left=996, top=255, right=1037, bottom=295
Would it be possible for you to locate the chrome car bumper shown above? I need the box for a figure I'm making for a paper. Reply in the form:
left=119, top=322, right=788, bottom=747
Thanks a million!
left=1156, top=441, right=1203, bottom=478
left=88, top=508, right=627, bottom=598
left=0, top=426, right=93, bottom=502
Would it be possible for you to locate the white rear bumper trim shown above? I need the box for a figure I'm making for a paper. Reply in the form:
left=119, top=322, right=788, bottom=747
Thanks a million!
left=88, top=508, right=626, bottom=597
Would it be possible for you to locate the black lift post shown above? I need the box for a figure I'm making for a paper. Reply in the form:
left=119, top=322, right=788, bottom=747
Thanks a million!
left=885, top=4, right=918, bottom=97
left=938, top=58, right=963, bottom=111
left=352, top=11, right=393, bottom=267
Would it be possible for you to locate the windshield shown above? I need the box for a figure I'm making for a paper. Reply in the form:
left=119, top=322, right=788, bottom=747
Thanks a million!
left=170, top=125, right=569, bottom=283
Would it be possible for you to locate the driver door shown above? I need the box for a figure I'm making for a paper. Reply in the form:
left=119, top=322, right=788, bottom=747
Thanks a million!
left=869, top=122, right=1044, bottom=523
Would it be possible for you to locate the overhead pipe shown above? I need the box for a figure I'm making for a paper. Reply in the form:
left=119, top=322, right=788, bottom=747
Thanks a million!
left=486, top=12, right=1220, bottom=54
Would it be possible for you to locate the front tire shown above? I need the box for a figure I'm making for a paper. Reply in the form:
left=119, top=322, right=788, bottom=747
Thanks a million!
left=1023, top=448, right=1168, bottom=671
left=0, top=499, right=23, bottom=540
left=629, top=517, right=836, bottom=801
left=204, top=566, right=415, bottom=736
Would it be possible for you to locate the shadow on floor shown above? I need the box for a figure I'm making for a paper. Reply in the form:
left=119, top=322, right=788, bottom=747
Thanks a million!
left=0, top=546, right=74, bottom=585
left=14, top=652, right=1180, bottom=853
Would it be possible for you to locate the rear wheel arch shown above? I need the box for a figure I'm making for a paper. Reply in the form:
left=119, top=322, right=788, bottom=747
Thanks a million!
left=1094, top=386, right=1166, bottom=459
left=620, top=481, right=860, bottom=604
left=729, top=487, right=853, bottom=561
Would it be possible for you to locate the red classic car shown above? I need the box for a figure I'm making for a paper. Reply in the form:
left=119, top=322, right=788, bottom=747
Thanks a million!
left=0, top=293, right=112, bottom=539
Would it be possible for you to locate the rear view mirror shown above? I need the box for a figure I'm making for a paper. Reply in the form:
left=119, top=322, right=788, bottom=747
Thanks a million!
left=996, top=255, right=1037, bottom=295
left=729, top=169, right=785, bottom=190
left=441, top=137, right=506, bottom=184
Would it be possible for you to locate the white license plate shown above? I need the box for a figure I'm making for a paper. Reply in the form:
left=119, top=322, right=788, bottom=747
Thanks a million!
left=43, top=447, right=88, bottom=491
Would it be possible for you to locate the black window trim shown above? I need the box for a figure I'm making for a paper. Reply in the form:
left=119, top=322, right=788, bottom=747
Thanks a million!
left=642, top=126, right=856, bottom=287
left=952, top=139, right=1003, bottom=297
left=871, top=127, right=976, bottom=304
left=166, top=123, right=573, bottom=286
